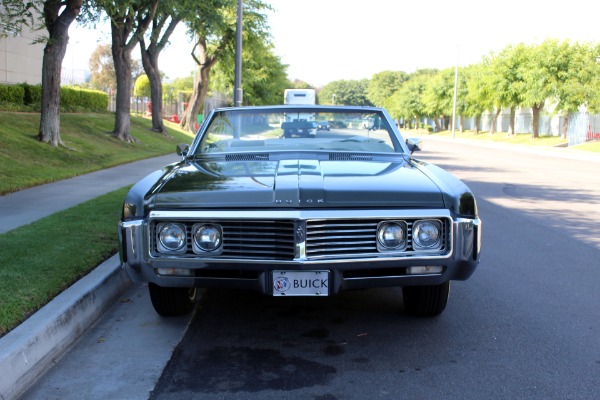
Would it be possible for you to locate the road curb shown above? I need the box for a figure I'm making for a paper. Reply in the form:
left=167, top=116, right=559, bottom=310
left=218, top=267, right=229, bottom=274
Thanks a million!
left=0, top=255, right=131, bottom=400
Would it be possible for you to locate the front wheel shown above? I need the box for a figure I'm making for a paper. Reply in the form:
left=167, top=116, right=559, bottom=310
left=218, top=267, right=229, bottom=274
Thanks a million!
left=149, top=283, right=199, bottom=317
left=402, top=282, right=450, bottom=317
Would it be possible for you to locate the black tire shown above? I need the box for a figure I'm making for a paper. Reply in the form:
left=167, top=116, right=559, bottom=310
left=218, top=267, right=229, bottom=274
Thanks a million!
left=402, top=282, right=450, bottom=317
left=149, top=283, right=198, bottom=317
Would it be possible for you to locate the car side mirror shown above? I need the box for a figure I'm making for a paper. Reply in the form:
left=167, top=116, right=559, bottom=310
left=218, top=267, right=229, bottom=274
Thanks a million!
left=176, top=143, right=190, bottom=158
left=405, top=138, right=422, bottom=154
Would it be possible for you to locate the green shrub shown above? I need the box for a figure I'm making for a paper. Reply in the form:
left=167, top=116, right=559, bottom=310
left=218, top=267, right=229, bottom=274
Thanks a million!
left=0, top=84, right=108, bottom=112
left=0, top=84, right=25, bottom=104
left=21, top=83, right=42, bottom=105
left=60, top=87, right=108, bottom=112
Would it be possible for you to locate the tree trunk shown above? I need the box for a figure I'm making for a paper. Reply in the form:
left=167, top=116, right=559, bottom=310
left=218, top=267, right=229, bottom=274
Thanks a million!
left=182, top=65, right=213, bottom=133
left=460, top=116, right=465, bottom=133
left=140, top=41, right=165, bottom=134
left=181, top=39, right=217, bottom=133
left=508, top=107, right=516, bottom=136
left=489, top=108, right=501, bottom=135
left=111, top=28, right=136, bottom=142
left=432, top=117, right=441, bottom=132
left=139, top=17, right=180, bottom=134
left=561, top=113, right=569, bottom=139
left=474, top=115, right=481, bottom=135
left=531, top=102, right=544, bottom=139
left=38, top=38, right=67, bottom=146
left=37, top=0, right=83, bottom=147
left=108, top=0, right=158, bottom=142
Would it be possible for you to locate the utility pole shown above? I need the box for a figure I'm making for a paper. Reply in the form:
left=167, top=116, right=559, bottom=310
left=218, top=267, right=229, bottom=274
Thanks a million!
left=451, top=45, right=459, bottom=139
left=233, top=0, right=243, bottom=107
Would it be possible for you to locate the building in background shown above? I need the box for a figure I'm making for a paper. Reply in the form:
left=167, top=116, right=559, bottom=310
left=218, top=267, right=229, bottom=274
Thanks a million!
left=0, top=22, right=44, bottom=84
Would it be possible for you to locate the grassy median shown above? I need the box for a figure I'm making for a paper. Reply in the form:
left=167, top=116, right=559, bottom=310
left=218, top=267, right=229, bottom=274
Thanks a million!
left=0, top=111, right=194, bottom=336
left=0, top=112, right=194, bottom=195
left=0, top=187, right=128, bottom=336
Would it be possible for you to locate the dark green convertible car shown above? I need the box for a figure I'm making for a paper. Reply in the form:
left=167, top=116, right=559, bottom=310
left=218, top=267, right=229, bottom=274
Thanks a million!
left=119, top=105, right=481, bottom=317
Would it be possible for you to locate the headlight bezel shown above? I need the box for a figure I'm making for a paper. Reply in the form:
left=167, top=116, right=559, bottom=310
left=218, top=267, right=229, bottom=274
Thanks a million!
left=412, top=219, right=443, bottom=250
left=192, top=223, right=223, bottom=253
left=376, top=220, right=408, bottom=251
left=156, top=222, right=187, bottom=254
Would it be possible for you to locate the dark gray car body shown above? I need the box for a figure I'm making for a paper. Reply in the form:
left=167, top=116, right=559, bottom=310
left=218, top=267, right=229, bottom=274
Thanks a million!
left=119, top=105, right=481, bottom=311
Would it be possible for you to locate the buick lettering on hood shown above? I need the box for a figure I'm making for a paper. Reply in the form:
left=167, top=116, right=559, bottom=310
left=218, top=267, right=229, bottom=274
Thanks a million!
left=119, top=105, right=481, bottom=317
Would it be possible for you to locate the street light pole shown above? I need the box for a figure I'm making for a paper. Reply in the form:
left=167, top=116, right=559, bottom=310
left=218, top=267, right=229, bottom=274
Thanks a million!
left=451, top=45, right=459, bottom=139
left=332, top=94, right=336, bottom=105
left=233, top=0, right=243, bottom=107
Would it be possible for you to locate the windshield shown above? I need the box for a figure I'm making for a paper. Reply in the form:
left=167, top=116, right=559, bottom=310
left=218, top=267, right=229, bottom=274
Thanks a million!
left=196, top=108, right=402, bottom=155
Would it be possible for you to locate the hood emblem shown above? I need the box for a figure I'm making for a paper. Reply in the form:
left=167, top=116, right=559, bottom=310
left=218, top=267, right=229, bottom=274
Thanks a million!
left=295, top=226, right=305, bottom=242
left=275, top=198, right=324, bottom=204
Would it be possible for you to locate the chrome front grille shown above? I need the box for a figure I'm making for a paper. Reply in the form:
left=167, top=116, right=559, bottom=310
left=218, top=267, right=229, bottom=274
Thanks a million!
left=305, top=220, right=379, bottom=257
left=305, top=218, right=450, bottom=258
left=151, top=220, right=295, bottom=260
left=220, top=221, right=295, bottom=259
left=150, top=216, right=451, bottom=261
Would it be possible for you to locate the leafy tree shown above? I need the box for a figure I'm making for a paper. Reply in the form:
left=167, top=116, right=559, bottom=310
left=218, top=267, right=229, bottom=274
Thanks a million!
left=88, top=43, right=142, bottom=93
left=290, top=79, right=312, bottom=89
left=138, top=0, right=193, bottom=134
left=133, top=74, right=151, bottom=98
left=0, top=0, right=83, bottom=147
left=387, top=72, right=434, bottom=129
left=367, top=70, right=408, bottom=107
left=210, top=31, right=289, bottom=106
left=88, top=44, right=116, bottom=93
left=485, top=44, right=528, bottom=135
left=422, top=69, right=457, bottom=130
left=86, top=0, right=158, bottom=142
left=318, top=79, right=372, bottom=106
left=553, top=42, right=600, bottom=137
left=463, top=63, right=492, bottom=134
left=180, top=0, right=271, bottom=133
left=518, top=39, right=575, bottom=138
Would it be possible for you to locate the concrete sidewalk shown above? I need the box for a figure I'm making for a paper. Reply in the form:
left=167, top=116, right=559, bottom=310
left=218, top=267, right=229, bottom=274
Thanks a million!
left=0, top=154, right=179, bottom=234
left=0, top=154, right=179, bottom=400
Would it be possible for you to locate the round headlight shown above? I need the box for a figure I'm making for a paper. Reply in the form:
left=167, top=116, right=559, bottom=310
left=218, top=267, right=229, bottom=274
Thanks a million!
left=413, top=220, right=441, bottom=249
left=158, top=223, right=186, bottom=251
left=193, top=224, right=222, bottom=252
left=377, top=222, right=406, bottom=249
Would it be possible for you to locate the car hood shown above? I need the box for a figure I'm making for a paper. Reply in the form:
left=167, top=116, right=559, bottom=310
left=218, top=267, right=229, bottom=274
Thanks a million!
left=151, top=159, right=445, bottom=209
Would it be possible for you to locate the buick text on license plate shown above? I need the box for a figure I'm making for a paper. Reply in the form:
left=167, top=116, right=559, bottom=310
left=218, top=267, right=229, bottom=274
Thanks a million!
left=272, top=270, right=329, bottom=296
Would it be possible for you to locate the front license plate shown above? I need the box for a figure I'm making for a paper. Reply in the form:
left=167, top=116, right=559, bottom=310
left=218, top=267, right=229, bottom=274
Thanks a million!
left=272, top=270, right=329, bottom=296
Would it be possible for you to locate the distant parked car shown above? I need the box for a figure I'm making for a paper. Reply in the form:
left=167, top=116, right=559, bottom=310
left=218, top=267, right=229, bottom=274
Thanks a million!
left=317, top=121, right=330, bottom=131
left=119, top=105, right=481, bottom=318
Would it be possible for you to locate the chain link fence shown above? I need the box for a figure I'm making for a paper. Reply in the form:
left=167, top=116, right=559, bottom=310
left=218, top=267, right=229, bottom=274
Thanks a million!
left=108, top=94, right=232, bottom=125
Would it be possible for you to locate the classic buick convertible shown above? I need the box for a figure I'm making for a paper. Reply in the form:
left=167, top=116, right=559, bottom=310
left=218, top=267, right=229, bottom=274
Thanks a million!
left=119, top=105, right=481, bottom=317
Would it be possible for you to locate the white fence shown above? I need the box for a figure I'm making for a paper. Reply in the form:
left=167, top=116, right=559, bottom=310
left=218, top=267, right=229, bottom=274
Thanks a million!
left=445, top=109, right=600, bottom=147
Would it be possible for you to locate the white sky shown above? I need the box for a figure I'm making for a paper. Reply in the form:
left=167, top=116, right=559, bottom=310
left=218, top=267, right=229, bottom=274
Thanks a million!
left=66, top=0, right=600, bottom=88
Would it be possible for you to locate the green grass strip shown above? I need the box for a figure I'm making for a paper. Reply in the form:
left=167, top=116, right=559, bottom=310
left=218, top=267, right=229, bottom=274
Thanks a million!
left=0, top=186, right=130, bottom=336
left=0, top=112, right=193, bottom=195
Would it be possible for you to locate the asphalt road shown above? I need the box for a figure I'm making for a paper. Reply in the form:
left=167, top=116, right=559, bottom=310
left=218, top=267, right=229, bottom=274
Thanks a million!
left=24, top=139, right=600, bottom=399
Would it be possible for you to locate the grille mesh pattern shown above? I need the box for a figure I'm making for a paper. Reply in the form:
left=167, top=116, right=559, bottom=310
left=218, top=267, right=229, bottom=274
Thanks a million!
left=152, top=218, right=450, bottom=260
left=152, top=220, right=295, bottom=260
left=305, top=218, right=450, bottom=258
